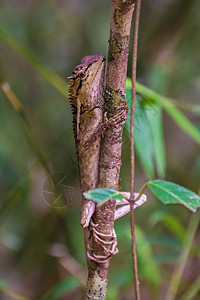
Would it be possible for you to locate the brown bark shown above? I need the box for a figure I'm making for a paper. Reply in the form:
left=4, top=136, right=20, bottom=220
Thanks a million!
left=85, top=1, right=136, bottom=299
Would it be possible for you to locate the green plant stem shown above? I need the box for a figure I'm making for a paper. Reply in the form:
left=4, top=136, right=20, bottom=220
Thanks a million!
left=165, top=213, right=199, bottom=300
left=135, top=182, right=148, bottom=202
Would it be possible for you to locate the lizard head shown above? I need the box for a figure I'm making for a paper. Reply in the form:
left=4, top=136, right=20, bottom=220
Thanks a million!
left=68, top=55, right=106, bottom=110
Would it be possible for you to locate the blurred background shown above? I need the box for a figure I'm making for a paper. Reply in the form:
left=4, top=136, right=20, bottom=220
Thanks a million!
left=0, top=0, right=200, bottom=299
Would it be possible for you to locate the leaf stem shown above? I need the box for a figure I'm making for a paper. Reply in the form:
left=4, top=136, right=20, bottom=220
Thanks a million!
left=135, top=182, right=149, bottom=202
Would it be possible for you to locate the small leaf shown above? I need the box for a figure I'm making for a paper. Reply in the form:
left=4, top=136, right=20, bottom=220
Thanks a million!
left=83, top=188, right=123, bottom=204
left=143, top=101, right=166, bottom=178
left=148, top=180, right=200, bottom=212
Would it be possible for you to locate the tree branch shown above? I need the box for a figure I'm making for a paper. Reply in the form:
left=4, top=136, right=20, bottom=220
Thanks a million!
left=85, top=1, right=136, bottom=299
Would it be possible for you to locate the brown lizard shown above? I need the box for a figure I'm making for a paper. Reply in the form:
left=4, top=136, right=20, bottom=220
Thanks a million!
left=68, top=55, right=126, bottom=228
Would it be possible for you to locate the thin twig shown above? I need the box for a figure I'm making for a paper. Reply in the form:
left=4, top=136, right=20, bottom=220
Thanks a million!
left=130, top=0, right=142, bottom=300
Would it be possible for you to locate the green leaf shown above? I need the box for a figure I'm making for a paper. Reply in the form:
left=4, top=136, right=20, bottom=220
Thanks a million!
left=126, top=90, right=155, bottom=179
left=142, top=66, right=168, bottom=179
left=148, top=180, right=200, bottom=212
left=142, top=100, right=166, bottom=178
left=41, top=277, right=79, bottom=300
left=83, top=188, right=123, bottom=204
left=126, top=78, right=167, bottom=179
left=126, top=78, right=200, bottom=146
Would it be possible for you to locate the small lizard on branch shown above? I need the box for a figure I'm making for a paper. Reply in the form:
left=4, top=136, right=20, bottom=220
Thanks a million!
left=69, top=55, right=126, bottom=228
left=69, top=55, right=146, bottom=268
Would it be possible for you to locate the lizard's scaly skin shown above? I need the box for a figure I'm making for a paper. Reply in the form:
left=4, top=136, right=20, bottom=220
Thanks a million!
left=69, top=55, right=127, bottom=227
left=69, top=55, right=105, bottom=228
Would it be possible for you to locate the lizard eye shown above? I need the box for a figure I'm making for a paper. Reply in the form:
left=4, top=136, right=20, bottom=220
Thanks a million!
left=78, top=72, right=87, bottom=80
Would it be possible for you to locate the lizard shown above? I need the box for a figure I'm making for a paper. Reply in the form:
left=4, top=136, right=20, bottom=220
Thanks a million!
left=68, top=54, right=127, bottom=228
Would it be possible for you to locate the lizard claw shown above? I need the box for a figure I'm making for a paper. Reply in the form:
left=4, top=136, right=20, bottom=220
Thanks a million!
left=103, top=111, right=108, bottom=123
left=105, top=108, right=127, bottom=129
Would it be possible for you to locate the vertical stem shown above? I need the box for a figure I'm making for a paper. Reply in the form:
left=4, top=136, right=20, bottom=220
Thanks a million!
left=85, top=1, right=136, bottom=299
left=130, top=0, right=142, bottom=299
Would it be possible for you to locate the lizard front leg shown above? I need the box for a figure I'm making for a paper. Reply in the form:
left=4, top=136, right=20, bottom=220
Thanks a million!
left=80, top=108, right=129, bottom=228
left=78, top=108, right=127, bottom=148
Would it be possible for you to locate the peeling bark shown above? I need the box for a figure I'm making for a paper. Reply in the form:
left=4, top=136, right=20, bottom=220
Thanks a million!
left=85, top=1, right=136, bottom=299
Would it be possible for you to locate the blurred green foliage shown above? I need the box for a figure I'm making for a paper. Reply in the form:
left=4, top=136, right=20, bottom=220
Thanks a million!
left=0, top=0, right=200, bottom=299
